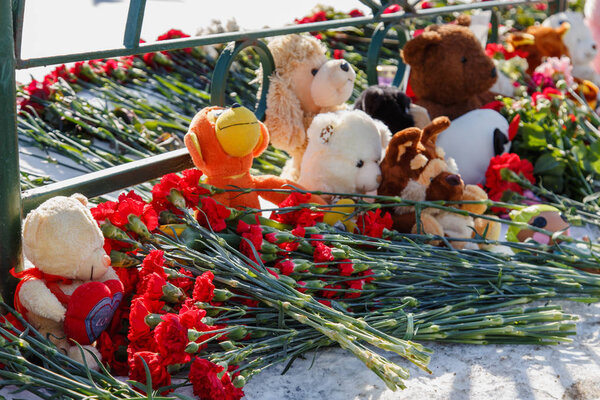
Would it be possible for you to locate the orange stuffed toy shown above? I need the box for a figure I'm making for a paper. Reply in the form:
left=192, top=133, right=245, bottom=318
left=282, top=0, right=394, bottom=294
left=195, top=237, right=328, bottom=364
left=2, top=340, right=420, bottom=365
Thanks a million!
left=184, top=104, right=324, bottom=209
left=505, top=23, right=571, bottom=75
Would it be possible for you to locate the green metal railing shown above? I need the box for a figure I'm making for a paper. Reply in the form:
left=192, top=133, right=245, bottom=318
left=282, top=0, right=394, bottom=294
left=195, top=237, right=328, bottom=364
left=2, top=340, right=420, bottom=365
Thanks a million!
left=0, top=0, right=562, bottom=305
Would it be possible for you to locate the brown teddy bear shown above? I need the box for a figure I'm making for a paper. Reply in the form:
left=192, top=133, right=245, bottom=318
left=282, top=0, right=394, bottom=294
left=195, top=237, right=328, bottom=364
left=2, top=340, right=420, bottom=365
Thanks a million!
left=260, top=34, right=356, bottom=181
left=377, top=117, right=498, bottom=248
left=401, top=19, right=498, bottom=120
left=505, top=22, right=571, bottom=75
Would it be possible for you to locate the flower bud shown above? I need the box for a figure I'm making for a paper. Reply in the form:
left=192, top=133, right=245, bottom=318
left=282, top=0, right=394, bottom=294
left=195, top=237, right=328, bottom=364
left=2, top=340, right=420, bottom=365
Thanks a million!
left=159, top=210, right=183, bottom=225
left=154, top=52, right=174, bottom=67
left=309, top=265, right=328, bottom=274
left=233, top=374, right=246, bottom=388
left=167, top=189, right=186, bottom=209
left=126, top=214, right=152, bottom=239
left=212, top=288, right=233, bottom=302
left=101, top=222, right=130, bottom=242
left=219, top=341, right=238, bottom=351
left=260, top=242, right=280, bottom=254
left=144, top=313, right=163, bottom=328
left=161, top=282, right=185, bottom=303
left=185, top=342, right=200, bottom=353
left=109, top=250, right=140, bottom=268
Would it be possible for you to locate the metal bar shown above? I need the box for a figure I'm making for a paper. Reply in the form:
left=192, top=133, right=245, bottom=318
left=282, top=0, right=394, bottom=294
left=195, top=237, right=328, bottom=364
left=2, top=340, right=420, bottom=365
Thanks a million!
left=22, top=149, right=194, bottom=215
left=16, top=0, right=545, bottom=70
left=11, top=0, right=25, bottom=60
left=488, top=10, right=499, bottom=44
left=210, top=39, right=274, bottom=119
left=1, top=0, right=22, bottom=304
left=123, top=0, right=147, bottom=49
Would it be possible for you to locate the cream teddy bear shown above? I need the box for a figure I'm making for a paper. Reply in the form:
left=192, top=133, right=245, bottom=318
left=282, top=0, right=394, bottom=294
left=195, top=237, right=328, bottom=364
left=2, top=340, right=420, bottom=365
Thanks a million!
left=261, top=34, right=356, bottom=181
left=14, top=194, right=123, bottom=367
left=297, top=109, right=391, bottom=202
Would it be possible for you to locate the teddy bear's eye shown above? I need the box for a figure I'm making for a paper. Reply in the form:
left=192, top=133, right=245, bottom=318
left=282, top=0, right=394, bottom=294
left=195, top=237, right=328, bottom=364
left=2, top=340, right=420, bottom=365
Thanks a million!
left=311, top=68, right=319, bottom=76
left=461, top=56, right=467, bottom=63
left=531, top=216, right=547, bottom=228
left=356, top=160, right=364, bottom=168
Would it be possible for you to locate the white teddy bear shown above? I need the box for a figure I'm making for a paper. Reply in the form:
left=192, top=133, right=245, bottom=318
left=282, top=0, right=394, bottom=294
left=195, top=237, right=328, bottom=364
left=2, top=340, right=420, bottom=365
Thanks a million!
left=298, top=110, right=391, bottom=202
left=543, top=11, right=599, bottom=85
left=15, top=194, right=123, bottom=367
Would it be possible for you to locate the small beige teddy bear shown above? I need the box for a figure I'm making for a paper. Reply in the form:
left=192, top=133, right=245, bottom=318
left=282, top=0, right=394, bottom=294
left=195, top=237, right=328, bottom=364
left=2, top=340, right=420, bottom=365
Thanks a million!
left=14, top=194, right=123, bottom=368
left=261, top=34, right=356, bottom=181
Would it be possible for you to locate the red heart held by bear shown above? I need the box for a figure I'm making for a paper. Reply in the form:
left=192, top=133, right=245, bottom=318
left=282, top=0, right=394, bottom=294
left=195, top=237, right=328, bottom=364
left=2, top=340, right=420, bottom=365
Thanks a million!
left=64, top=279, right=124, bottom=345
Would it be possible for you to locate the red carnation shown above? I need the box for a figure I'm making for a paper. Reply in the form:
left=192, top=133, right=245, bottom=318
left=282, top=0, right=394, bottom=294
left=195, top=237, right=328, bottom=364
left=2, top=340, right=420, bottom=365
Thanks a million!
left=349, top=9, right=364, bottom=17
left=154, top=314, right=191, bottom=365
left=338, top=259, right=355, bottom=276
left=169, top=267, right=195, bottom=293
left=314, top=242, right=334, bottom=263
left=383, top=4, right=401, bottom=13
left=275, top=259, right=295, bottom=276
left=138, top=272, right=167, bottom=301
left=356, top=209, right=393, bottom=238
left=129, top=352, right=172, bottom=392
left=189, top=358, right=245, bottom=400
left=322, top=284, right=342, bottom=299
left=272, top=192, right=323, bottom=227
left=128, top=296, right=164, bottom=343
left=238, top=223, right=264, bottom=263
left=97, top=332, right=129, bottom=376
left=197, top=197, right=230, bottom=232
left=333, top=49, right=345, bottom=60
left=484, top=153, right=536, bottom=203
left=193, top=271, right=215, bottom=303
left=140, top=250, right=167, bottom=280
left=179, top=299, right=208, bottom=330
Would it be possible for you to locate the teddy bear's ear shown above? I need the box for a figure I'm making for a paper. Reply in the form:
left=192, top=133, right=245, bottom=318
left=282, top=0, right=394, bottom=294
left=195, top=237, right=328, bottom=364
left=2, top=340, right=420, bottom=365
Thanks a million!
left=265, top=74, right=307, bottom=153
left=373, top=119, right=392, bottom=150
left=70, top=193, right=88, bottom=206
left=455, top=14, right=471, bottom=27
left=401, top=30, right=442, bottom=67
left=252, top=122, right=271, bottom=157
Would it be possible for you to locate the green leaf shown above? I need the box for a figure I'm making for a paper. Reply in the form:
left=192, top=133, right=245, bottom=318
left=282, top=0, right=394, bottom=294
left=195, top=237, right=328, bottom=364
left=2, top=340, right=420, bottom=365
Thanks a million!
left=533, top=153, right=565, bottom=176
left=520, top=123, right=547, bottom=149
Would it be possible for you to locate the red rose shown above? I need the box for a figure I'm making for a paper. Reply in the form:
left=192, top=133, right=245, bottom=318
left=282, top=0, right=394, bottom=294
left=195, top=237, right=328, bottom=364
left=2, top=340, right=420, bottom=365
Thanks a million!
left=129, top=352, right=171, bottom=392
left=193, top=271, right=215, bottom=302
left=154, top=314, right=190, bottom=365
left=197, top=197, right=230, bottom=232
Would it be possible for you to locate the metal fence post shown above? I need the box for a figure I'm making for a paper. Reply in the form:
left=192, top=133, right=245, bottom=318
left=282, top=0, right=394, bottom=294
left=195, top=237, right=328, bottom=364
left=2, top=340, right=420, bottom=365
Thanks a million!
left=0, top=0, right=23, bottom=305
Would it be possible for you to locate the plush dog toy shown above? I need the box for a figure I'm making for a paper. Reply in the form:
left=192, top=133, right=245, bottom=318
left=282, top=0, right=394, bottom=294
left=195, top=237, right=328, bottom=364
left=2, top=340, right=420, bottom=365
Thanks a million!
left=297, top=109, right=391, bottom=202
left=184, top=104, right=324, bottom=209
left=436, top=109, right=511, bottom=185
left=13, top=194, right=123, bottom=366
left=378, top=117, right=497, bottom=247
left=543, top=11, right=599, bottom=84
left=261, top=34, right=356, bottom=180
left=505, top=23, right=571, bottom=75
left=353, top=85, right=431, bottom=130
left=401, top=20, right=498, bottom=120
left=585, top=0, right=600, bottom=77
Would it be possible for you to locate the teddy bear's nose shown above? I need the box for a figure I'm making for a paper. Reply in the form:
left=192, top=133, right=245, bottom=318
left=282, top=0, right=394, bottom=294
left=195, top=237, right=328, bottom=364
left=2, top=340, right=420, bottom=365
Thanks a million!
left=340, top=62, right=349, bottom=72
left=445, top=174, right=461, bottom=186
left=593, top=44, right=597, bottom=50
left=490, top=67, right=497, bottom=78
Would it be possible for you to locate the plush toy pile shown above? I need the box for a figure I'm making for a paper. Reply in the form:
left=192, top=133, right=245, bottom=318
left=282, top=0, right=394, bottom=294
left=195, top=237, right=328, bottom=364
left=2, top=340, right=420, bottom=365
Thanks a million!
left=9, top=2, right=600, bottom=400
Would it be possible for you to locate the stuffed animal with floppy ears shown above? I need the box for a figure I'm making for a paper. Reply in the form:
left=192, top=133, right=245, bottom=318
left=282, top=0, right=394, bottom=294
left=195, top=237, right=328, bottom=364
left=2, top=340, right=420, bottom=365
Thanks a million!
left=13, top=194, right=124, bottom=367
left=297, top=109, right=391, bottom=202
left=261, top=34, right=356, bottom=181
left=543, top=11, right=599, bottom=85
left=378, top=117, right=500, bottom=248
left=353, top=85, right=432, bottom=130
left=184, top=104, right=325, bottom=209
left=401, top=18, right=498, bottom=120
left=585, top=0, right=600, bottom=78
